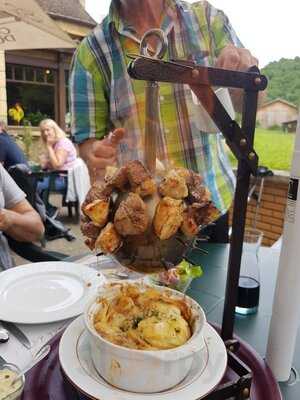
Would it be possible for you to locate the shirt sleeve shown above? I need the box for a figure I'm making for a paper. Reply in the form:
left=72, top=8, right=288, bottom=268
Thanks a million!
left=192, top=1, right=243, bottom=60
left=69, top=36, right=109, bottom=144
left=0, top=165, right=25, bottom=209
left=55, top=138, right=73, bottom=152
left=207, top=1, right=243, bottom=57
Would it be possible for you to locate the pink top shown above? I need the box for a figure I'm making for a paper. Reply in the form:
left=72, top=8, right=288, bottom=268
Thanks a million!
left=54, top=138, right=77, bottom=170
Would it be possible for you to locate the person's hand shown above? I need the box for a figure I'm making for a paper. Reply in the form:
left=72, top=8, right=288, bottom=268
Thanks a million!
left=215, top=44, right=259, bottom=112
left=0, top=209, right=13, bottom=232
left=216, top=44, right=258, bottom=71
left=45, top=135, right=56, bottom=147
left=79, top=128, right=125, bottom=182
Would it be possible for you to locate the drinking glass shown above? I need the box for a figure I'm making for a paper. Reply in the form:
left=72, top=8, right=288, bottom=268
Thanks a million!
left=235, top=228, right=263, bottom=315
left=0, top=363, right=25, bottom=400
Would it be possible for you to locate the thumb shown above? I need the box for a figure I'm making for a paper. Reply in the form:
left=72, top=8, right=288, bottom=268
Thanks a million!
left=107, top=127, right=125, bottom=145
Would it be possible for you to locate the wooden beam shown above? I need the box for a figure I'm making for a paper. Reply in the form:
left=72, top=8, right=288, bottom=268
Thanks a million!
left=57, top=52, right=66, bottom=130
left=5, top=54, right=58, bottom=69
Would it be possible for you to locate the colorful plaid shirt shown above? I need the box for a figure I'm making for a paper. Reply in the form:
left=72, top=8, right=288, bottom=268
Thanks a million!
left=69, top=0, right=242, bottom=214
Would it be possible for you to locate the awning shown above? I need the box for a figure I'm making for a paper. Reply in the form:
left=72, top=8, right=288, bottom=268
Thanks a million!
left=0, top=0, right=76, bottom=50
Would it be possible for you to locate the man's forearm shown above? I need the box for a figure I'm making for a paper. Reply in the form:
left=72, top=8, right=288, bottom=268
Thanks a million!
left=5, top=210, right=44, bottom=242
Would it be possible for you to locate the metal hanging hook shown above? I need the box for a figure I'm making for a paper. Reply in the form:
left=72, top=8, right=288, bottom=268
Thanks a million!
left=140, top=28, right=168, bottom=59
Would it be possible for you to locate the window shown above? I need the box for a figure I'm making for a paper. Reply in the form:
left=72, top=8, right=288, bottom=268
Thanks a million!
left=6, top=64, right=56, bottom=126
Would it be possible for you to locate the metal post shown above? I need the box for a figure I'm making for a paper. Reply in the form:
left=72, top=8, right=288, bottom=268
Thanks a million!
left=221, top=67, right=260, bottom=340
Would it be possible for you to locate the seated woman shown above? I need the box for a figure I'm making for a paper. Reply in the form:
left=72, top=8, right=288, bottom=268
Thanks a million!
left=37, top=119, right=78, bottom=216
left=0, top=164, right=44, bottom=269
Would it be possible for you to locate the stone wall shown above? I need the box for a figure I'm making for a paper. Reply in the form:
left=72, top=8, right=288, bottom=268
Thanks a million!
left=230, top=172, right=289, bottom=246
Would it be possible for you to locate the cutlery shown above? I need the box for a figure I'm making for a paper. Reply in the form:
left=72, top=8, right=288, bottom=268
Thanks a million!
left=0, top=324, right=9, bottom=343
left=0, top=355, right=6, bottom=366
left=11, top=344, right=50, bottom=385
left=0, top=321, right=31, bottom=349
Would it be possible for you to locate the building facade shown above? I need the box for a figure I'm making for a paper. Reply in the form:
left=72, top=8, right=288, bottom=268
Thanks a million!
left=0, top=0, right=96, bottom=131
left=256, top=98, right=299, bottom=129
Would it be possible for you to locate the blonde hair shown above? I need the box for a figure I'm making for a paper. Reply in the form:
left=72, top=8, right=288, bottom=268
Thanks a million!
left=39, top=118, right=66, bottom=143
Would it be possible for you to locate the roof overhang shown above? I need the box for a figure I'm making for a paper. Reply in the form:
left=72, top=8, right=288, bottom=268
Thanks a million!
left=0, top=0, right=76, bottom=50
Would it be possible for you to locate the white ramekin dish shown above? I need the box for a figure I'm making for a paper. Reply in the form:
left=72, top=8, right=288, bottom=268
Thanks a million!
left=84, top=281, right=206, bottom=393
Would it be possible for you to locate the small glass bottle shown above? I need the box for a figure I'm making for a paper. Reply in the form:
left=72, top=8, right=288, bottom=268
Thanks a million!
left=235, top=228, right=263, bottom=315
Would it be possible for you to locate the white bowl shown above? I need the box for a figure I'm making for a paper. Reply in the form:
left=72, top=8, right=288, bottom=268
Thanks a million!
left=84, top=281, right=206, bottom=393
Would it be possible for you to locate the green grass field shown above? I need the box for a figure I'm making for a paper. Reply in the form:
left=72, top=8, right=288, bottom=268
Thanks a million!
left=227, top=128, right=295, bottom=171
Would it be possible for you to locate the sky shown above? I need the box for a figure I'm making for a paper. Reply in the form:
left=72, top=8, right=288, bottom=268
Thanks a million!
left=85, top=0, right=299, bottom=67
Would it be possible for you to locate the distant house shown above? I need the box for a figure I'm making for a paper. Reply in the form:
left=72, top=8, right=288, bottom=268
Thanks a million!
left=256, top=98, right=299, bottom=129
left=0, top=0, right=96, bottom=130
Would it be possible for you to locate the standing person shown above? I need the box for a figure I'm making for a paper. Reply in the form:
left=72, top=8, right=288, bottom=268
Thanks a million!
left=0, top=121, right=28, bottom=170
left=0, top=164, right=44, bottom=269
left=69, top=0, right=258, bottom=242
left=38, top=119, right=77, bottom=217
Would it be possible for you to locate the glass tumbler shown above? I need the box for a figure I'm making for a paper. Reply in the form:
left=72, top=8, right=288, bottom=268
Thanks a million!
left=0, top=363, right=25, bottom=400
left=235, top=228, right=263, bottom=315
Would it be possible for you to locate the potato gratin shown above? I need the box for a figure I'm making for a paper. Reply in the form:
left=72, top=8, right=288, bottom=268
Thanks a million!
left=93, top=284, right=192, bottom=350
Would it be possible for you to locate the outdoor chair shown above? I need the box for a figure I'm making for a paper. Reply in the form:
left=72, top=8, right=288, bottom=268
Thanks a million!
left=8, top=164, right=76, bottom=244
left=43, top=170, right=79, bottom=219
left=41, top=158, right=90, bottom=220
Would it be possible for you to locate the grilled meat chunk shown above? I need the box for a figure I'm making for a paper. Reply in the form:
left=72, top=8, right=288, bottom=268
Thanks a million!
left=95, top=222, right=122, bottom=254
left=175, top=168, right=203, bottom=186
left=84, top=237, right=96, bottom=251
left=127, top=160, right=156, bottom=197
left=82, top=199, right=110, bottom=227
left=181, top=207, right=200, bottom=237
left=153, top=197, right=183, bottom=240
left=81, top=221, right=101, bottom=239
left=114, top=193, right=149, bottom=236
left=106, top=165, right=129, bottom=191
left=196, top=202, right=221, bottom=226
left=159, top=170, right=188, bottom=199
left=181, top=202, right=221, bottom=236
left=85, top=183, right=112, bottom=203
left=104, top=166, right=118, bottom=182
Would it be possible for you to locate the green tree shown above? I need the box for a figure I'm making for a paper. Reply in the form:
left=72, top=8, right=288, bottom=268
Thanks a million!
left=262, top=57, right=300, bottom=106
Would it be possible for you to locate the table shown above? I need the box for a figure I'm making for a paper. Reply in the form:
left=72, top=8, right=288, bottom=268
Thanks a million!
left=185, top=243, right=300, bottom=400
left=2, top=245, right=299, bottom=399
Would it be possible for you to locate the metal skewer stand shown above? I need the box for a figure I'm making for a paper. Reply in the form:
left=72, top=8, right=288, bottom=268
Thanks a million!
left=127, top=30, right=282, bottom=400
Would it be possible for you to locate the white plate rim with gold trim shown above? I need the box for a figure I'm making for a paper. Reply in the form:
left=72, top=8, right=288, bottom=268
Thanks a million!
left=59, top=316, right=227, bottom=400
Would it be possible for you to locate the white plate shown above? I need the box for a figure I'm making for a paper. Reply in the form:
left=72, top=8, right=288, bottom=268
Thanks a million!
left=59, top=316, right=227, bottom=400
left=0, top=262, right=105, bottom=324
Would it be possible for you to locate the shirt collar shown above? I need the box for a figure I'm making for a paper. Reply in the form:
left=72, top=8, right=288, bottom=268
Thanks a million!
left=108, top=0, right=183, bottom=35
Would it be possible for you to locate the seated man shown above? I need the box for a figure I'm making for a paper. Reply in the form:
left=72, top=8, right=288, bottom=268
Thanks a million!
left=0, top=164, right=44, bottom=269
left=0, top=121, right=28, bottom=170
